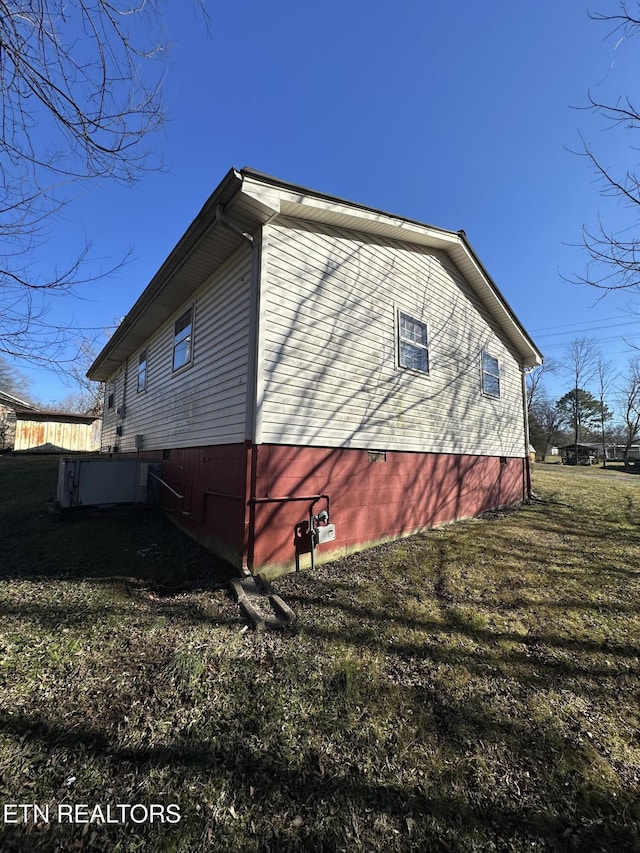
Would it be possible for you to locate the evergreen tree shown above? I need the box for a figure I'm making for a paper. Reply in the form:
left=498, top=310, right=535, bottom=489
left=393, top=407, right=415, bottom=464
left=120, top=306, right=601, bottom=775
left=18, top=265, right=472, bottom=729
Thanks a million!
left=556, top=388, right=612, bottom=451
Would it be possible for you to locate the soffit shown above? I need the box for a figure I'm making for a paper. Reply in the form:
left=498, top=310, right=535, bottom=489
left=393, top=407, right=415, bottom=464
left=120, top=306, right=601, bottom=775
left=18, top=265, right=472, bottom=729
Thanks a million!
left=89, top=170, right=280, bottom=381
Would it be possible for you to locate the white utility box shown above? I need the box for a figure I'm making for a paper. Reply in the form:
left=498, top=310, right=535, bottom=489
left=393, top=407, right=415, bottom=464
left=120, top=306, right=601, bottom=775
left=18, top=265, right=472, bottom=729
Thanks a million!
left=57, top=457, right=161, bottom=508
left=316, top=524, right=336, bottom=545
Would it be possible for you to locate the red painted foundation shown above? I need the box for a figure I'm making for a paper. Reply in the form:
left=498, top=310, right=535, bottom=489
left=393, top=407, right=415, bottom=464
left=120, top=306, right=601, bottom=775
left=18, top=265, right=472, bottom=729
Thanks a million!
left=159, top=444, right=248, bottom=567
left=153, top=443, right=527, bottom=574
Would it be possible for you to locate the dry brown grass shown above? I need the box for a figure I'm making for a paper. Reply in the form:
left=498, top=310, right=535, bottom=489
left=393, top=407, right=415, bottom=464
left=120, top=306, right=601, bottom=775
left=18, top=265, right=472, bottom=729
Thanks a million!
left=0, top=455, right=639, bottom=851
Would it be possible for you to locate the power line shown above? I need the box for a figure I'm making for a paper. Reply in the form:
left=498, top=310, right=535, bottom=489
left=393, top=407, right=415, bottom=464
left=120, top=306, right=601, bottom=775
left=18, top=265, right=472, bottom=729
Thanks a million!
left=542, top=334, right=640, bottom=351
left=529, top=314, right=627, bottom=333
left=533, top=319, right=639, bottom=340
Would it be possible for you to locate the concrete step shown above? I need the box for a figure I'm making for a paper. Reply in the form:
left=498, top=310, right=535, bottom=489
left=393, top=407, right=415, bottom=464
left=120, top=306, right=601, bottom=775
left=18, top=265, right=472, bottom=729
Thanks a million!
left=230, top=573, right=296, bottom=631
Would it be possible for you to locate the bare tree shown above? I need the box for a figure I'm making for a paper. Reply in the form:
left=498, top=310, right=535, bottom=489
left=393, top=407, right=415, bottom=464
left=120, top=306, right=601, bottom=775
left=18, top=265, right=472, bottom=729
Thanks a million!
left=526, top=358, right=556, bottom=411
left=43, top=340, right=104, bottom=414
left=562, top=338, right=600, bottom=455
left=618, top=355, right=640, bottom=469
left=0, top=355, right=32, bottom=450
left=529, top=393, right=564, bottom=461
left=0, top=1, right=206, bottom=365
left=576, top=3, right=640, bottom=294
left=596, top=356, right=616, bottom=465
left=0, top=356, right=31, bottom=399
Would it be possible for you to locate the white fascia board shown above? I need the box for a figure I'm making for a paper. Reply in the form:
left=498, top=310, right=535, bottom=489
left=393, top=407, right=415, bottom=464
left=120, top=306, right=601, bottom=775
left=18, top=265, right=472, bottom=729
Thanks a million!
left=237, top=176, right=284, bottom=219
left=0, top=390, right=35, bottom=409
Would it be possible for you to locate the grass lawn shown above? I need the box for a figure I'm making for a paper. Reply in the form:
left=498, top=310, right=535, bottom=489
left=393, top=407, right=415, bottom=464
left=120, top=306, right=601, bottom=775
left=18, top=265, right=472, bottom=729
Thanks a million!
left=0, top=455, right=639, bottom=851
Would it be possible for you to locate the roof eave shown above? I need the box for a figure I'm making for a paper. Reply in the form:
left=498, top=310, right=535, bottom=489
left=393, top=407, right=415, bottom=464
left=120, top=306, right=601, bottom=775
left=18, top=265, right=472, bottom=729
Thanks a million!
left=88, top=167, right=247, bottom=381
left=453, top=234, right=543, bottom=368
left=89, top=167, right=542, bottom=380
left=240, top=170, right=543, bottom=368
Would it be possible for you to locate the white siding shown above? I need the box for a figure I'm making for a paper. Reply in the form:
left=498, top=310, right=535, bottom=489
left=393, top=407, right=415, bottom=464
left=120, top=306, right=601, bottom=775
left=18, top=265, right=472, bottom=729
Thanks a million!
left=101, top=245, right=253, bottom=452
left=100, top=368, right=126, bottom=451
left=259, top=219, right=527, bottom=458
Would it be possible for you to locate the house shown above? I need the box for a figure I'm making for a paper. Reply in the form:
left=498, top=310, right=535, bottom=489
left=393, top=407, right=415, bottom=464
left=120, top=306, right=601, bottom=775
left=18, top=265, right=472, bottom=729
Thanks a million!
left=1, top=390, right=101, bottom=453
left=0, top=390, right=37, bottom=450
left=604, top=444, right=640, bottom=463
left=88, top=168, right=543, bottom=575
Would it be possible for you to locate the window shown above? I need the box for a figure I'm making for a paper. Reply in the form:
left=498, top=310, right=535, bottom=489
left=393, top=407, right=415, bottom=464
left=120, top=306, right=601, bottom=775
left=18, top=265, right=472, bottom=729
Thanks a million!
left=137, top=349, right=148, bottom=392
left=172, top=307, right=193, bottom=371
left=481, top=350, right=501, bottom=398
left=398, top=311, right=429, bottom=373
left=107, top=387, right=114, bottom=410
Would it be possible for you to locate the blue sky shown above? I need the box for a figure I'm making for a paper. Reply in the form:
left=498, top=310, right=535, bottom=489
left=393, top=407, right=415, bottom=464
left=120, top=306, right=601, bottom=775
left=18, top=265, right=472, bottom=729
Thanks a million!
left=11, top=0, right=640, bottom=407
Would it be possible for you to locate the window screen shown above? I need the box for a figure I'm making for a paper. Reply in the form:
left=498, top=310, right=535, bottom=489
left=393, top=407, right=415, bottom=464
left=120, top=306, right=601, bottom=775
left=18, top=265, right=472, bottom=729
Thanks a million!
left=481, top=351, right=500, bottom=398
left=173, top=308, right=193, bottom=371
left=399, top=312, right=429, bottom=373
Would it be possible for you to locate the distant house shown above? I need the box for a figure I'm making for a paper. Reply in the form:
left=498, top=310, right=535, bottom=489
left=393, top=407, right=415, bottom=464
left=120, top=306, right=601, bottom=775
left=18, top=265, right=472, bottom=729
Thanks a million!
left=604, top=444, right=640, bottom=463
left=88, top=167, right=543, bottom=575
left=0, top=390, right=37, bottom=450
left=0, top=391, right=100, bottom=453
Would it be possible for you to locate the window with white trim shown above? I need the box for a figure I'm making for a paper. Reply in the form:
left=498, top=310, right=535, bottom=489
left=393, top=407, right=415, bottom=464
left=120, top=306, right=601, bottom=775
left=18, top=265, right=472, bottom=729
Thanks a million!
left=398, top=311, right=429, bottom=373
left=481, top=350, right=501, bottom=398
left=137, top=349, right=148, bottom=392
left=172, top=307, right=193, bottom=371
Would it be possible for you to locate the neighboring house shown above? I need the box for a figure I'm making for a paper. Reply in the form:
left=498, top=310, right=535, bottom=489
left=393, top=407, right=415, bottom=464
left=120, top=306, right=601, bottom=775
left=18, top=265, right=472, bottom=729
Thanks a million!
left=1, top=391, right=100, bottom=453
left=604, top=444, right=640, bottom=462
left=0, top=390, right=37, bottom=450
left=88, top=167, right=543, bottom=575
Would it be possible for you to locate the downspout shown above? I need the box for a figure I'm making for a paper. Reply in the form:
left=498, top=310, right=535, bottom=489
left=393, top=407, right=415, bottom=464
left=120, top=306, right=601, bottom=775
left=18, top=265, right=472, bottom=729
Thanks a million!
left=215, top=204, right=254, bottom=245
left=215, top=203, right=259, bottom=573
left=216, top=207, right=330, bottom=572
left=522, top=367, right=532, bottom=500
left=116, top=357, right=129, bottom=453
left=244, top=234, right=263, bottom=573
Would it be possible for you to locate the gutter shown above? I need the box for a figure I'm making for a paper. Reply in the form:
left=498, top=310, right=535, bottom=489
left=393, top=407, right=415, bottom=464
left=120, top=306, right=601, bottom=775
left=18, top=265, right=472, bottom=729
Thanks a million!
left=215, top=204, right=254, bottom=245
